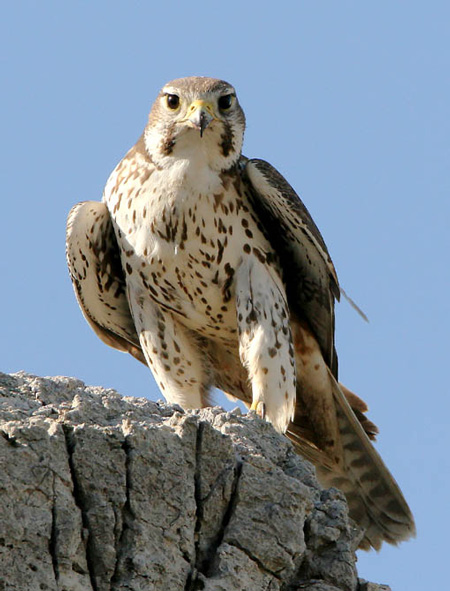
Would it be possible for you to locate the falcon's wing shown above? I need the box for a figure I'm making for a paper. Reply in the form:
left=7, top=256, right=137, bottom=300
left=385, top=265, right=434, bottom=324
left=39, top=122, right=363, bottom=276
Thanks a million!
left=242, top=158, right=339, bottom=375
left=242, top=160, right=416, bottom=548
left=66, top=201, right=145, bottom=364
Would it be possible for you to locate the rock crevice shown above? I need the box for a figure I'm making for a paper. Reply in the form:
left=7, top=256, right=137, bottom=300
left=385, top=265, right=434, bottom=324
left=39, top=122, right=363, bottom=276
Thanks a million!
left=0, top=372, right=389, bottom=591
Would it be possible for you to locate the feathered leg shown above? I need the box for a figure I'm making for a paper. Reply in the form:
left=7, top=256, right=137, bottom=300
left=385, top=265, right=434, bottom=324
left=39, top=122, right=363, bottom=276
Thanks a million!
left=127, top=286, right=212, bottom=409
left=235, top=255, right=296, bottom=432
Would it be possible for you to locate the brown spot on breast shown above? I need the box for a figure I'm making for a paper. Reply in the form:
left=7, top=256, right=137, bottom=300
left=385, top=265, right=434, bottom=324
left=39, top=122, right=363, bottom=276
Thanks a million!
left=112, top=193, right=122, bottom=214
left=217, top=240, right=224, bottom=264
left=214, top=193, right=224, bottom=207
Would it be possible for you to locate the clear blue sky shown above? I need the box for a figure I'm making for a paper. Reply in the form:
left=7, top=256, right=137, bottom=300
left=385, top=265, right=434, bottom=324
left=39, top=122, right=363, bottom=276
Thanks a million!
left=2, top=2, right=449, bottom=588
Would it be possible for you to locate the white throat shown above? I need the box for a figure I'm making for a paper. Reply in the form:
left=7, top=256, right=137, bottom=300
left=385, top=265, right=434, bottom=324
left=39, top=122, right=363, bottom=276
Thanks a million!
left=144, top=123, right=242, bottom=185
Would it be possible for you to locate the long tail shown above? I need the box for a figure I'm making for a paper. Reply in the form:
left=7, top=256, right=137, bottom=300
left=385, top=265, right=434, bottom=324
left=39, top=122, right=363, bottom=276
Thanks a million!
left=287, top=371, right=415, bottom=550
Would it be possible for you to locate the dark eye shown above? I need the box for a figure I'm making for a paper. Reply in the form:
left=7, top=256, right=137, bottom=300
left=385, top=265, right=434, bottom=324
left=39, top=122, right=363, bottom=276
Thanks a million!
left=218, top=94, right=233, bottom=111
left=166, top=94, right=180, bottom=109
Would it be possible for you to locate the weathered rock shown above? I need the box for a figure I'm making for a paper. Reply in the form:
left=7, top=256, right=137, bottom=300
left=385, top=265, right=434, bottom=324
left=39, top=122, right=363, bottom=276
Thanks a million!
left=0, top=372, right=390, bottom=591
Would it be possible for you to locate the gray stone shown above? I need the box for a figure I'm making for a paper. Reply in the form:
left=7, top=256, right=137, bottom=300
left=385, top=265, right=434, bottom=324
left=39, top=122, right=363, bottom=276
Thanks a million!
left=0, top=372, right=390, bottom=590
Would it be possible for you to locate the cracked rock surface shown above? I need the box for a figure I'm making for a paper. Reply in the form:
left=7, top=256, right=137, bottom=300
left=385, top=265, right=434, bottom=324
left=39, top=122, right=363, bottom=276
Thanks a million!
left=0, top=372, right=391, bottom=591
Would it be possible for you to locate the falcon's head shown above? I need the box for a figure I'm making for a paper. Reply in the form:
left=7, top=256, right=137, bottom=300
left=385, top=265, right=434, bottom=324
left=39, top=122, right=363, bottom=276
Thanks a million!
left=144, top=77, right=246, bottom=171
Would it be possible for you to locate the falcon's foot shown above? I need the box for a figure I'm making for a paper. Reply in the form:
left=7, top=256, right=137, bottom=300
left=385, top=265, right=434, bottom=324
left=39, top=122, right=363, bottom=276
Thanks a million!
left=250, top=400, right=266, bottom=420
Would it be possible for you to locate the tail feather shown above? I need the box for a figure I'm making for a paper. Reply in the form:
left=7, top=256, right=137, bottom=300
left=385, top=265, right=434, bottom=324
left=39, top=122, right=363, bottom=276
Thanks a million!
left=340, top=383, right=378, bottom=441
left=287, top=371, right=415, bottom=550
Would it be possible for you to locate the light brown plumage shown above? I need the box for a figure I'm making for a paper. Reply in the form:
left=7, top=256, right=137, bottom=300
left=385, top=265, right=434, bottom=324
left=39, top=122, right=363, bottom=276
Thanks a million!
left=66, top=76, right=415, bottom=549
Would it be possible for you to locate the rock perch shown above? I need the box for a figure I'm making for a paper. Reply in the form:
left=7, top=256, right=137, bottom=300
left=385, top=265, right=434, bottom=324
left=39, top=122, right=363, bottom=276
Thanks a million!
left=0, top=372, right=390, bottom=590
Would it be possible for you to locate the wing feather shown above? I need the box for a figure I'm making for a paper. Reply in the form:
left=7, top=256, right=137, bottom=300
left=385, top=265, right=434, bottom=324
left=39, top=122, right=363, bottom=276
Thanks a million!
left=66, top=201, right=145, bottom=364
left=242, top=158, right=339, bottom=375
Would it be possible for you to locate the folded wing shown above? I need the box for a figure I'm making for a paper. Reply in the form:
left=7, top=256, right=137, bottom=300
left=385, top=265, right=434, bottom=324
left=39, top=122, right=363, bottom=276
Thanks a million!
left=242, top=158, right=415, bottom=549
left=242, top=158, right=339, bottom=375
left=66, top=201, right=145, bottom=364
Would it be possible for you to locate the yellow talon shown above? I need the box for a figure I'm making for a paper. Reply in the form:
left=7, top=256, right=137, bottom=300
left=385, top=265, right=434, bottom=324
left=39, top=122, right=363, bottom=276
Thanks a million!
left=250, top=400, right=266, bottom=420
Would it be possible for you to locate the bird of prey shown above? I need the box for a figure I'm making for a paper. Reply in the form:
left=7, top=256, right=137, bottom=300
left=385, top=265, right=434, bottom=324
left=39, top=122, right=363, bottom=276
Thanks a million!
left=66, top=76, right=415, bottom=549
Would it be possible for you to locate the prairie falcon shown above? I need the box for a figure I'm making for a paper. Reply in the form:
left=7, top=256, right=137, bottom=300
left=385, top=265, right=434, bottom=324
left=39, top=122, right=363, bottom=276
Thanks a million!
left=66, top=76, right=415, bottom=549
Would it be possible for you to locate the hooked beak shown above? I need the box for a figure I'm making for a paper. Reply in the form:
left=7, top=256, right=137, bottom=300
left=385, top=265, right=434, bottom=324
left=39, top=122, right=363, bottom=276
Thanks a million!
left=187, top=100, right=215, bottom=137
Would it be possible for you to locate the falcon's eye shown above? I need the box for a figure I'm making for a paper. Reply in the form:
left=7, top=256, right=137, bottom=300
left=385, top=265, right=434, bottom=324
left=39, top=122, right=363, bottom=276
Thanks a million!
left=166, top=94, right=180, bottom=110
left=218, top=94, right=234, bottom=111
